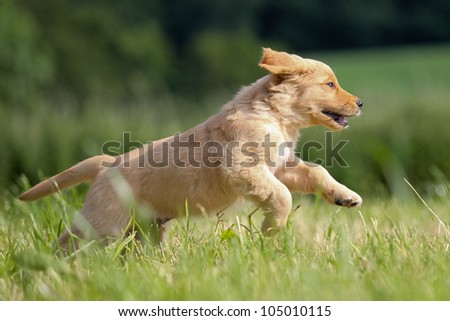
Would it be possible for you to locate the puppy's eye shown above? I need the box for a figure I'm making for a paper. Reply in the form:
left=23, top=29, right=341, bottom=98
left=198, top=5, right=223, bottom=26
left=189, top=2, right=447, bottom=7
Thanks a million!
left=326, top=82, right=335, bottom=88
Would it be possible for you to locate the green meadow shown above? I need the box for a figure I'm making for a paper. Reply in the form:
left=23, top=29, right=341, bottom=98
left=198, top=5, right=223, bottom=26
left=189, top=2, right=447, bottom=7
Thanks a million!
left=1, top=45, right=450, bottom=300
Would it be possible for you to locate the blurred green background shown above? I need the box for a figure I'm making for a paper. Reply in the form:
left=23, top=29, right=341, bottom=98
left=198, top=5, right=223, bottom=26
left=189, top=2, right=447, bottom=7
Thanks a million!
left=1, top=0, right=450, bottom=199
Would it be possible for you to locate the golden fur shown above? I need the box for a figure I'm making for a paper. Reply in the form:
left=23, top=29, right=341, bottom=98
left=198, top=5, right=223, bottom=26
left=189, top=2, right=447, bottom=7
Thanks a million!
left=20, top=48, right=363, bottom=244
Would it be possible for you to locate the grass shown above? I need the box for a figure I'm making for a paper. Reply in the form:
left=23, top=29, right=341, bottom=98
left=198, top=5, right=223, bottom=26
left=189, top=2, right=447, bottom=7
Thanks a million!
left=1, top=182, right=449, bottom=300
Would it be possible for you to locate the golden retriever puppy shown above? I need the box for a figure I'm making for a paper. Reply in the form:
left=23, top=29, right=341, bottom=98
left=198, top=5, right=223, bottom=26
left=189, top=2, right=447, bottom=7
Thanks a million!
left=20, top=48, right=363, bottom=244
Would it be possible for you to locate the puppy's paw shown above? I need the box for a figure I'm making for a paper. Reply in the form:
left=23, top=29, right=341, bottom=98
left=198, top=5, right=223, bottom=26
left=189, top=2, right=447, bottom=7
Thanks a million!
left=334, top=194, right=362, bottom=207
left=323, top=186, right=362, bottom=208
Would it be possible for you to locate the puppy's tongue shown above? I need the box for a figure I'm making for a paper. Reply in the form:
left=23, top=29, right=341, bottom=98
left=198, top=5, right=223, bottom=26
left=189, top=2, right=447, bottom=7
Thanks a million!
left=337, top=115, right=348, bottom=127
left=323, top=111, right=348, bottom=127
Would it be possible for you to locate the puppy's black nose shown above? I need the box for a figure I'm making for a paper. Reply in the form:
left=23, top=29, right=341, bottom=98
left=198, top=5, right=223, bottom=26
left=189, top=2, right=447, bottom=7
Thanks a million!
left=356, top=99, right=363, bottom=109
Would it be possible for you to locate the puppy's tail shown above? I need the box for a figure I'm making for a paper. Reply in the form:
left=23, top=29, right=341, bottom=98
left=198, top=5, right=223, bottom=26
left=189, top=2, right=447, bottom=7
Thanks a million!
left=19, top=155, right=118, bottom=201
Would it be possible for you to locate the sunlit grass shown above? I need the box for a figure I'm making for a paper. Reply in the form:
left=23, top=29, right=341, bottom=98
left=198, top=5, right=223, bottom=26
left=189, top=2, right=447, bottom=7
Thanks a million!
left=1, top=185, right=449, bottom=300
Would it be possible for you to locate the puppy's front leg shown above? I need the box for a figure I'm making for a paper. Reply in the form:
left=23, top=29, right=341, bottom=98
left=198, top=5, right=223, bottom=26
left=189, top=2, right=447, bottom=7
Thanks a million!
left=241, top=167, right=292, bottom=236
left=276, top=160, right=362, bottom=207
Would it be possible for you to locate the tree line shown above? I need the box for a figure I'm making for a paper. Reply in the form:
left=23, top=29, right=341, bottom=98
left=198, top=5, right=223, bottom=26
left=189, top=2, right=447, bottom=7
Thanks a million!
left=1, top=0, right=449, bottom=109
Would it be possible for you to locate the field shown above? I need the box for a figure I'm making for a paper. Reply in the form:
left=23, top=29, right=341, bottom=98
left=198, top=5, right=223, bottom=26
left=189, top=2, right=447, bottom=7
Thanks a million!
left=1, top=192, right=449, bottom=300
left=1, top=45, right=450, bottom=300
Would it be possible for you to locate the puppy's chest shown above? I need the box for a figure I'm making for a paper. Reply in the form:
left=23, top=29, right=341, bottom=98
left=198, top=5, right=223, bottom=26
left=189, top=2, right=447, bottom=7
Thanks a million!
left=261, top=125, right=299, bottom=172
left=271, top=143, right=295, bottom=172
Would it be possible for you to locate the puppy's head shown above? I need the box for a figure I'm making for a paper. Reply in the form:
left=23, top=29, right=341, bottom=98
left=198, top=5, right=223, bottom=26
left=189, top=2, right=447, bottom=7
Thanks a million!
left=259, top=48, right=362, bottom=131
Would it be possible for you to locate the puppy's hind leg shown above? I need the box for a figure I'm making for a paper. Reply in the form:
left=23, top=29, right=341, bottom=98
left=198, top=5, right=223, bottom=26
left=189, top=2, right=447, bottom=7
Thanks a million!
left=57, top=226, right=87, bottom=253
left=146, top=217, right=173, bottom=245
left=127, top=210, right=174, bottom=246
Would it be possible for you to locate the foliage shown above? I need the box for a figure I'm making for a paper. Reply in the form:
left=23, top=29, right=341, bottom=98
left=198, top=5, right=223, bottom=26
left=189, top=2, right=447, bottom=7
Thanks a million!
left=1, top=0, right=449, bottom=106
left=0, top=0, right=54, bottom=108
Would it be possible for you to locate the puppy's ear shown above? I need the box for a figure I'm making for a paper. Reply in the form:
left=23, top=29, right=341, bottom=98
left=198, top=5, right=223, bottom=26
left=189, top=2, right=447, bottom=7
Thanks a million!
left=259, top=48, right=308, bottom=74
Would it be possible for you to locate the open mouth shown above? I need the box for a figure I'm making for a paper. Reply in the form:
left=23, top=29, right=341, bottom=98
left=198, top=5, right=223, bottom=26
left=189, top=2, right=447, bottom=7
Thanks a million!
left=322, top=110, right=348, bottom=127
